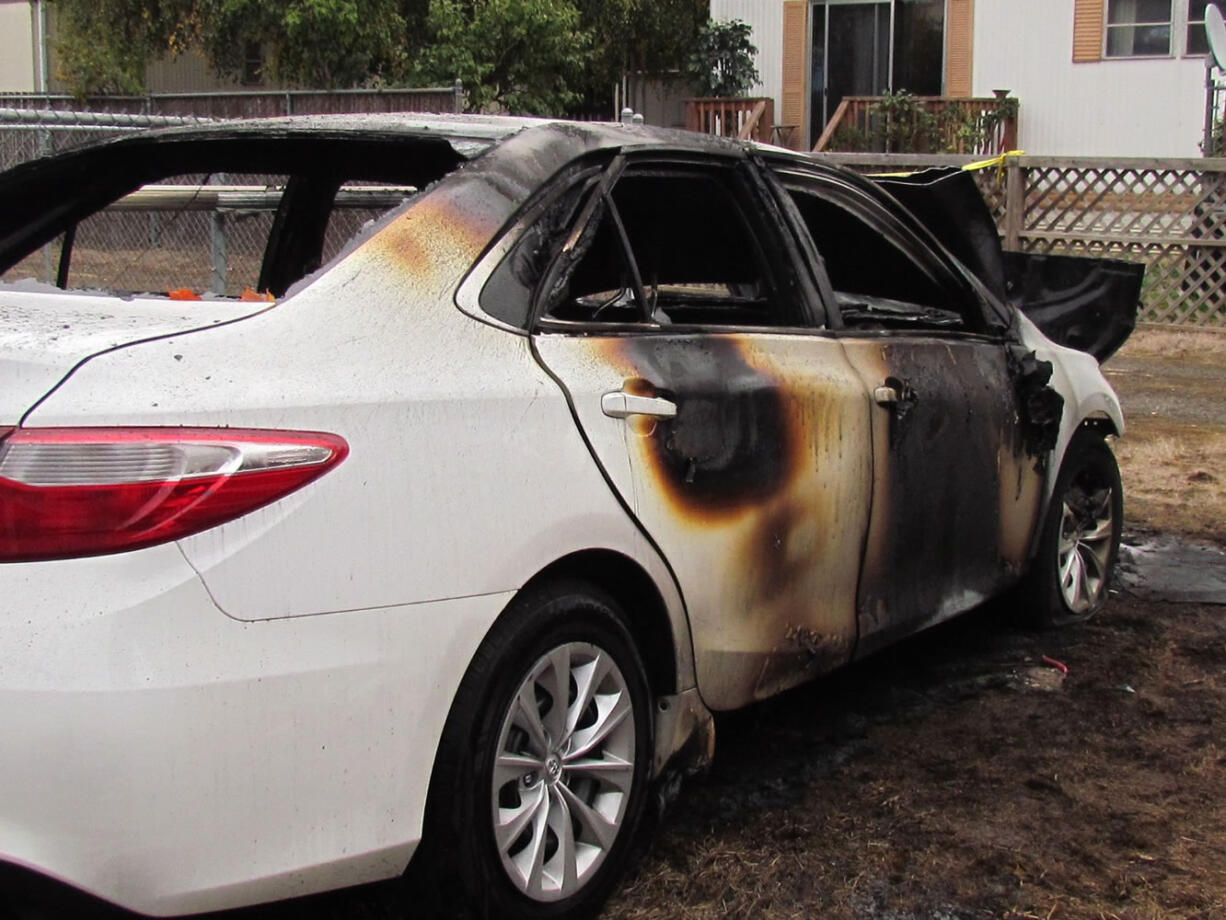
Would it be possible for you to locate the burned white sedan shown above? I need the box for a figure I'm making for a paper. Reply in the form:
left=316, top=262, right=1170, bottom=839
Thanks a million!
left=0, top=115, right=1138, bottom=919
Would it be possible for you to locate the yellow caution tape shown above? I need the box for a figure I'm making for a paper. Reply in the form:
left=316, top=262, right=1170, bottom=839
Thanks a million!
left=868, top=150, right=1025, bottom=180
left=963, top=150, right=1026, bottom=183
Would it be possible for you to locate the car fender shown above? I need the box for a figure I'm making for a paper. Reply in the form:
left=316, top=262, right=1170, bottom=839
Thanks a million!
left=1016, top=311, right=1124, bottom=550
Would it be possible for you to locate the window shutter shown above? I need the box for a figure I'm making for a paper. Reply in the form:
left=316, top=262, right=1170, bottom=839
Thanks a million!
left=945, top=0, right=975, bottom=97
left=781, top=1, right=808, bottom=150
left=1072, top=0, right=1105, bottom=62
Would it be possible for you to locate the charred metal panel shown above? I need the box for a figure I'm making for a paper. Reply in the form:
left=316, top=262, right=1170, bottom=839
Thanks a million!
left=1008, top=344, right=1065, bottom=464
left=1004, top=251, right=1142, bottom=363
left=534, top=331, right=873, bottom=711
left=871, top=167, right=1008, bottom=302
left=841, top=336, right=1042, bottom=655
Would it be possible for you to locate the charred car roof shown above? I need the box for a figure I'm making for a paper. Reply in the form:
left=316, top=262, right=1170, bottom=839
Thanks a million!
left=0, top=113, right=1139, bottom=359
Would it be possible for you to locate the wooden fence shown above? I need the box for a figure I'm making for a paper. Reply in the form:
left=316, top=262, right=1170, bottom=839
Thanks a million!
left=685, top=97, right=775, bottom=144
left=0, top=86, right=464, bottom=120
left=822, top=153, right=1226, bottom=327
left=814, top=95, right=1019, bottom=155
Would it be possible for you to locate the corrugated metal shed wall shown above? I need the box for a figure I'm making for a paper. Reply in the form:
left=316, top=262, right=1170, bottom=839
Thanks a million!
left=711, top=0, right=785, bottom=113
left=146, top=50, right=258, bottom=94
left=0, top=1, right=36, bottom=92
left=974, top=0, right=1207, bottom=156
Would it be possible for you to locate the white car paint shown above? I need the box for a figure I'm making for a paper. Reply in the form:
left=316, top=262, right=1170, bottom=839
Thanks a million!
left=0, top=540, right=512, bottom=915
left=1018, top=309, right=1126, bottom=501
left=0, top=116, right=1126, bottom=918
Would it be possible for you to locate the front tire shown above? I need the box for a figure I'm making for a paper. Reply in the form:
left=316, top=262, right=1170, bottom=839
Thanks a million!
left=421, top=579, right=651, bottom=919
left=1021, top=428, right=1123, bottom=627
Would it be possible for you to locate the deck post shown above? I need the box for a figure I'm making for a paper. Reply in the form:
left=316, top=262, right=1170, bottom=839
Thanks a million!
left=1004, top=157, right=1025, bottom=252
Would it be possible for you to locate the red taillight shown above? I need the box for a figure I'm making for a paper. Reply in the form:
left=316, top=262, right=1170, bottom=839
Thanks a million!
left=0, top=427, right=349, bottom=562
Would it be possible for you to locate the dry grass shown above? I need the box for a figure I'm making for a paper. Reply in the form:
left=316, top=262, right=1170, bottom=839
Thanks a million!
left=1117, top=324, right=1226, bottom=361
left=1105, top=325, right=1226, bottom=542
left=1114, top=422, right=1226, bottom=541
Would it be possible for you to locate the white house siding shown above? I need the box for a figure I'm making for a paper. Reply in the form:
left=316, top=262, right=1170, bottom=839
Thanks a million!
left=973, top=0, right=1208, bottom=156
left=0, top=1, right=35, bottom=92
left=710, top=0, right=785, bottom=107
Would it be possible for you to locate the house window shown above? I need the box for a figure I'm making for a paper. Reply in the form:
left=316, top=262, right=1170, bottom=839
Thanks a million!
left=242, top=42, right=265, bottom=85
left=1105, top=0, right=1173, bottom=56
left=1188, top=0, right=1226, bottom=55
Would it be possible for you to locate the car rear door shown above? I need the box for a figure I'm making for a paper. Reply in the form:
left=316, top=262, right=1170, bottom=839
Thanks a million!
left=524, top=153, right=874, bottom=711
left=772, top=165, right=1045, bottom=656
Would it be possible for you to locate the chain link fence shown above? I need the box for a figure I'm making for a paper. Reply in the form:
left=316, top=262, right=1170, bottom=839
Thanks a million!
left=0, top=107, right=215, bottom=170
left=5, top=111, right=1225, bottom=326
left=0, top=109, right=408, bottom=296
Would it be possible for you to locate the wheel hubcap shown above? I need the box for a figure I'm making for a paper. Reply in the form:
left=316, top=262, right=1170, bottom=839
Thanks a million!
left=1057, top=479, right=1115, bottom=613
left=491, top=641, right=636, bottom=902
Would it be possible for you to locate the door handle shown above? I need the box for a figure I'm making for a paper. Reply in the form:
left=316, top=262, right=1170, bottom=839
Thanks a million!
left=874, top=386, right=899, bottom=406
left=874, top=377, right=915, bottom=409
left=601, top=391, right=677, bottom=420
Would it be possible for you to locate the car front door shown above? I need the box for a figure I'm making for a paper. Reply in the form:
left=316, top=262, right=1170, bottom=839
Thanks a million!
left=523, top=154, right=874, bottom=710
left=774, top=166, right=1045, bottom=656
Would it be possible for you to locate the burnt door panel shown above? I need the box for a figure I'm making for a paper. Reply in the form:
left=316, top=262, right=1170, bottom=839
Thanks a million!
left=535, top=331, right=873, bottom=711
left=841, top=336, right=1042, bottom=655
left=530, top=160, right=876, bottom=710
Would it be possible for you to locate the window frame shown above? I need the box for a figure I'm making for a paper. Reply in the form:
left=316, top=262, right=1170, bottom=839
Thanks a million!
left=1103, top=0, right=1176, bottom=58
left=1185, top=0, right=1225, bottom=56
left=768, top=163, right=1001, bottom=338
left=528, top=152, right=822, bottom=336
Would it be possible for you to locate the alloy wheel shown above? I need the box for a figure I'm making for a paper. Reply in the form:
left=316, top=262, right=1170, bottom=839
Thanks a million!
left=1057, top=480, right=1115, bottom=613
left=490, top=641, right=637, bottom=902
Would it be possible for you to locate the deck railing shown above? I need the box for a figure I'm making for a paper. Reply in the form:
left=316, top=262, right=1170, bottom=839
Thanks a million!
left=685, top=97, right=775, bottom=145
left=814, top=95, right=1018, bottom=155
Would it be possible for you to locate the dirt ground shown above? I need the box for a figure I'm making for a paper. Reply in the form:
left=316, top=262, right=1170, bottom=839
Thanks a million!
left=42, top=328, right=1225, bottom=920
left=1105, top=326, right=1226, bottom=544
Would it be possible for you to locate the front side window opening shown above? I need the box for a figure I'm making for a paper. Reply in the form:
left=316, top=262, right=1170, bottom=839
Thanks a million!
left=785, top=184, right=968, bottom=330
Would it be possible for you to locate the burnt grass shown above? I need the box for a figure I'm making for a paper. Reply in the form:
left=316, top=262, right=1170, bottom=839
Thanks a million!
left=604, top=591, right=1226, bottom=920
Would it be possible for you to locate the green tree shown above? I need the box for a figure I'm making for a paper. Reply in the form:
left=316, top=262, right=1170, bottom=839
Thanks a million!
left=51, top=0, right=425, bottom=94
left=53, top=0, right=200, bottom=95
left=413, top=0, right=591, bottom=115
left=52, top=0, right=702, bottom=112
left=572, top=0, right=706, bottom=115
left=687, top=18, right=759, bottom=98
left=198, top=0, right=424, bottom=88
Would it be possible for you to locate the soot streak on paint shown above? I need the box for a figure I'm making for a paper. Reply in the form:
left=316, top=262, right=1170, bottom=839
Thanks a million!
left=1007, top=344, right=1065, bottom=467
left=602, top=335, right=799, bottom=523
left=853, top=339, right=1029, bottom=653
left=593, top=334, right=863, bottom=703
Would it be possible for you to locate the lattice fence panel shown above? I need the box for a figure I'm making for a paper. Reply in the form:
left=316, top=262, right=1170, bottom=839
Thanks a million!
left=822, top=153, right=1226, bottom=327
left=1018, top=161, right=1226, bottom=326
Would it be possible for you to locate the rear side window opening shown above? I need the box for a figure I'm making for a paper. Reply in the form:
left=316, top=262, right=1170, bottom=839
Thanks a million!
left=530, top=164, right=805, bottom=330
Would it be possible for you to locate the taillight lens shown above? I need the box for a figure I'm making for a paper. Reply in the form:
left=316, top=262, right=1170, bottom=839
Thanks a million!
left=0, top=427, right=349, bottom=562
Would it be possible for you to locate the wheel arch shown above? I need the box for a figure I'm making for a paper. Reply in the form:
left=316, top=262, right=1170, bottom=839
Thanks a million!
left=1079, top=410, right=1121, bottom=438
left=1029, top=415, right=1121, bottom=561
left=515, top=549, right=682, bottom=698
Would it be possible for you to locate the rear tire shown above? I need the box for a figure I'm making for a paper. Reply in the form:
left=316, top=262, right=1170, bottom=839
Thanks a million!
left=420, top=578, right=651, bottom=920
left=1019, top=428, right=1123, bottom=627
